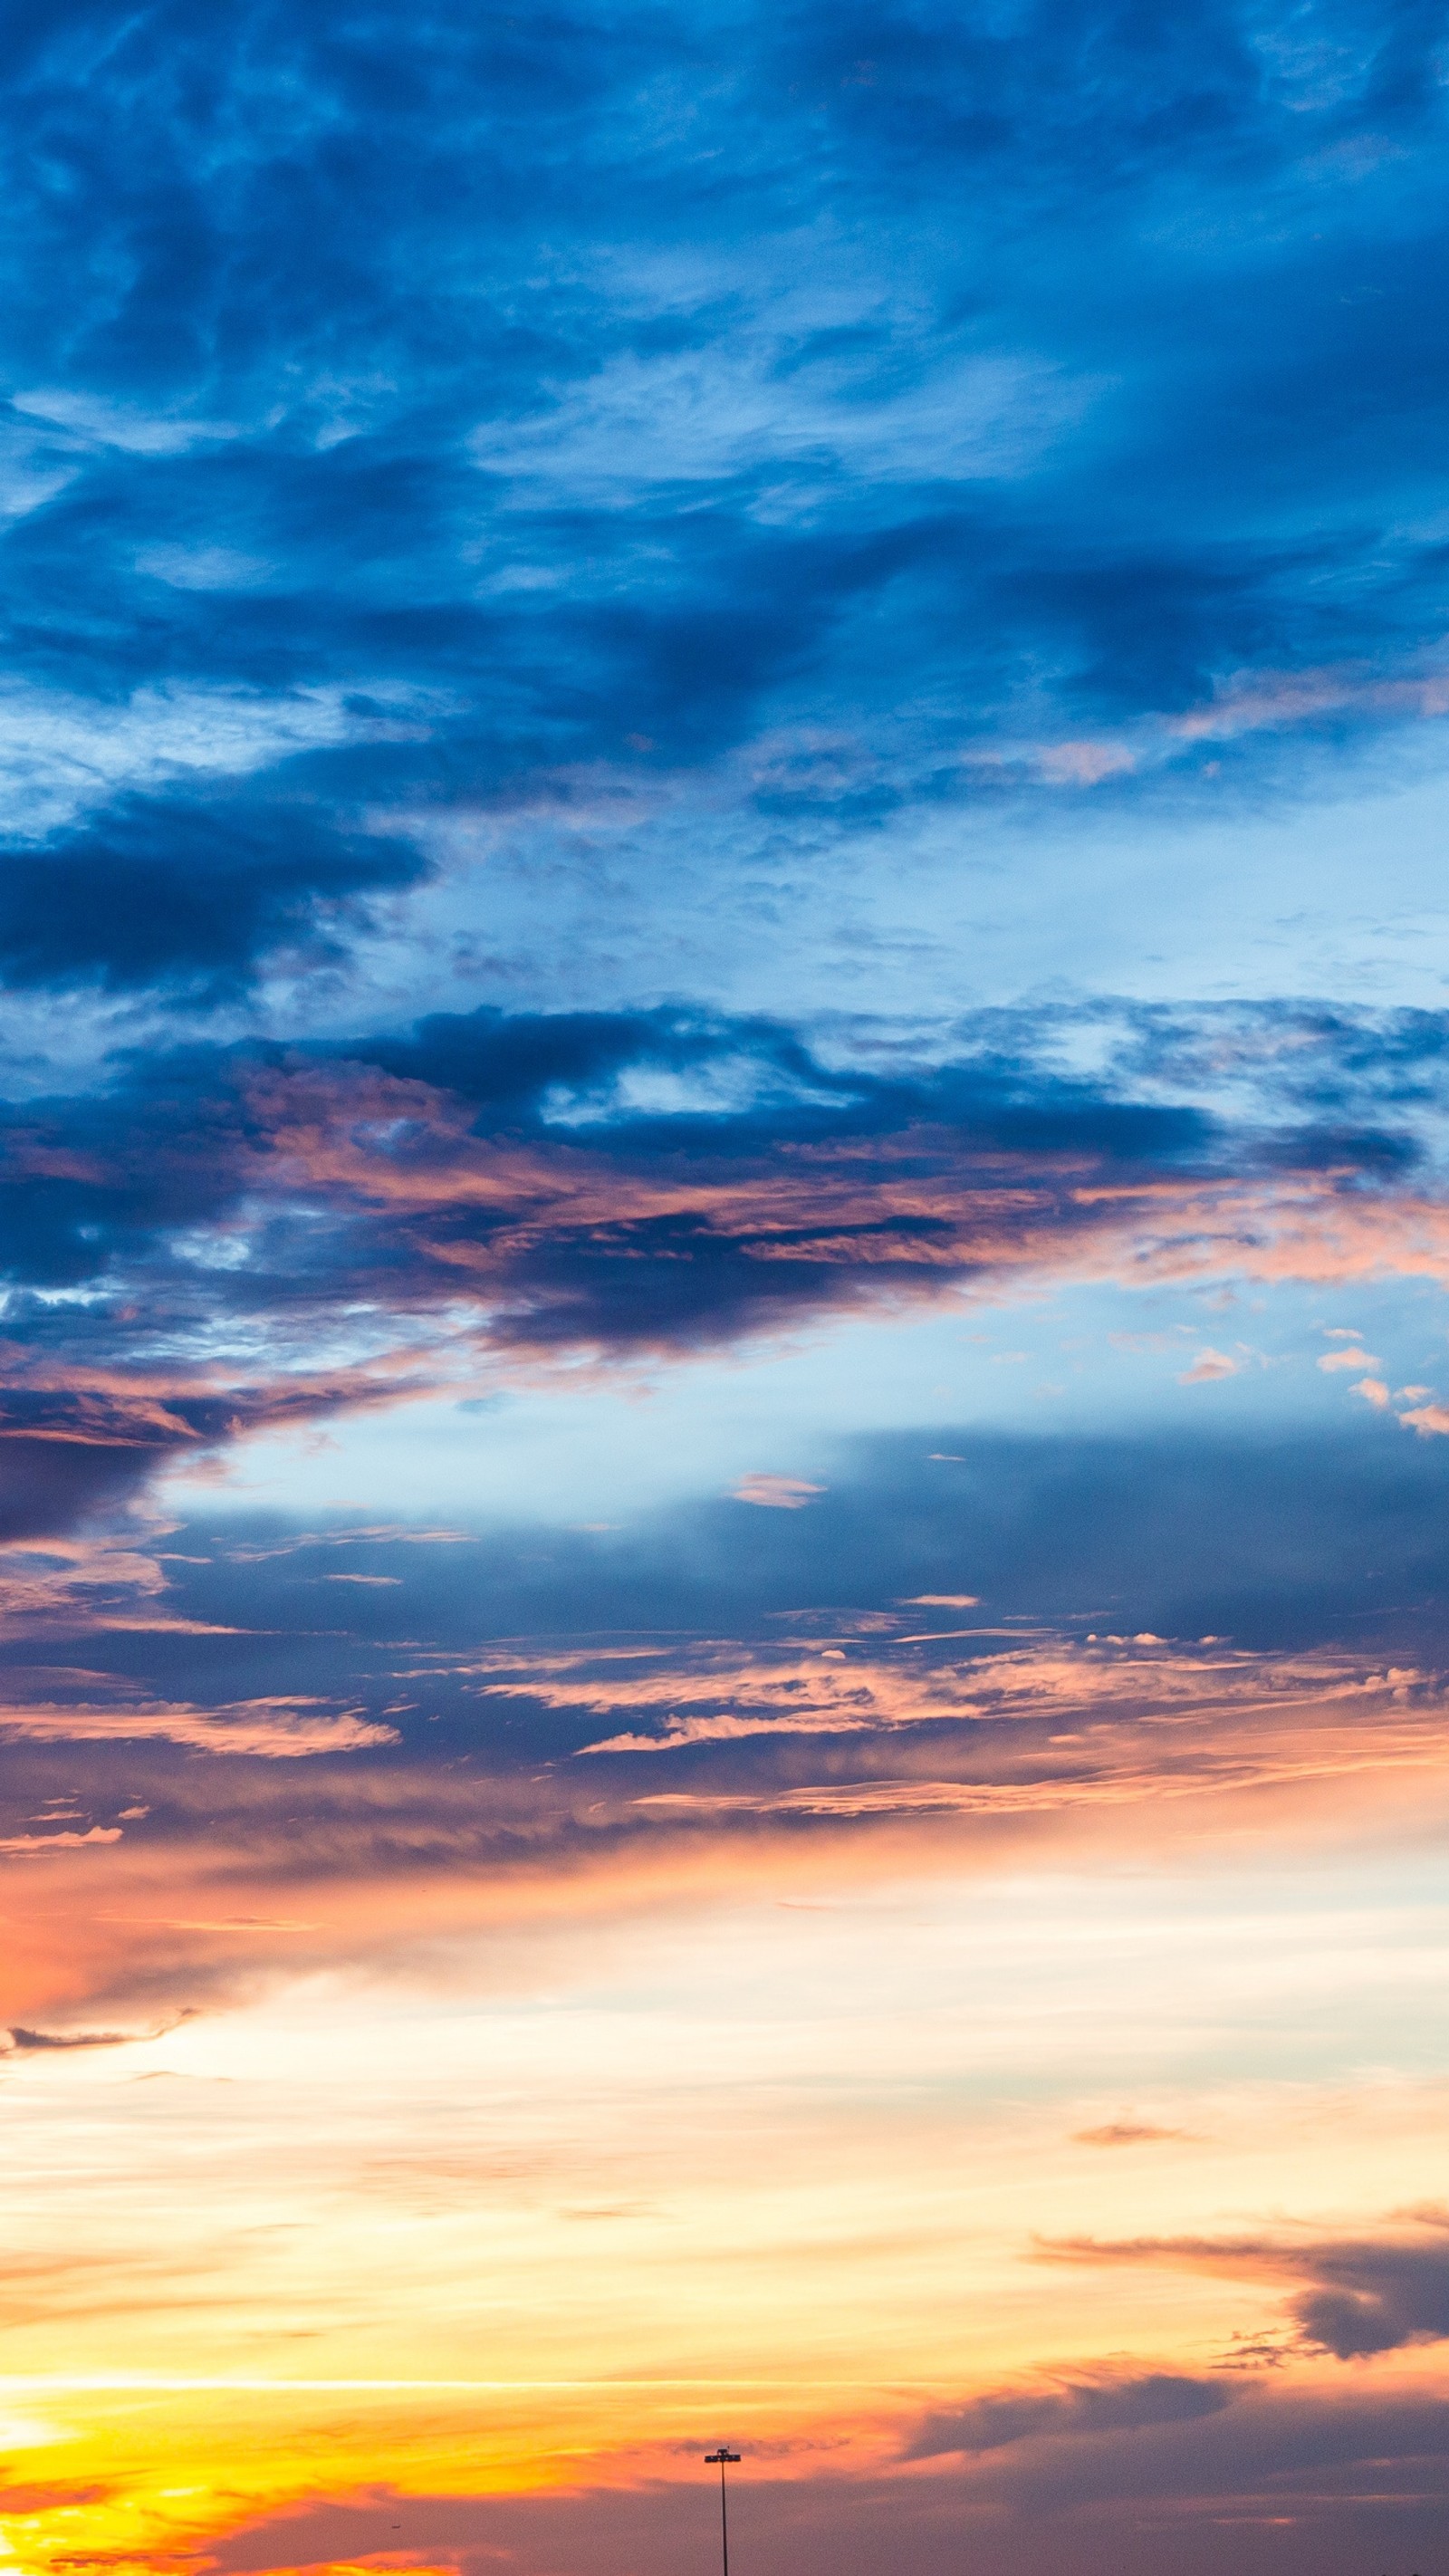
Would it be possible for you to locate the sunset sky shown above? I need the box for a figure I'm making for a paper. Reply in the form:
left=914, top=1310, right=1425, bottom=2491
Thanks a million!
left=4, top=5, right=1449, bottom=2573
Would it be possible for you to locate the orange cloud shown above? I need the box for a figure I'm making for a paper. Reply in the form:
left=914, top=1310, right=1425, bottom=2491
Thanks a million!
left=0, top=1697, right=397, bottom=1754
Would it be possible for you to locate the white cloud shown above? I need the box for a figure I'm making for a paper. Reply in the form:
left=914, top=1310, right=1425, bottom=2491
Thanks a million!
left=0, top=682, right=383, bottom=839
left=135, top=545, right=273, bottom=591
left=11, top=389, right=239, bottom=456
left=470, top=334, right=1091, bottom=501
left=0, top=420, right=81, bottom=519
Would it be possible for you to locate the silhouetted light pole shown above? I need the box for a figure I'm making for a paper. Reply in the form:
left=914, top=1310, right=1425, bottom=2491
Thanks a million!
left=704, top=2446, right=740, bottom=2576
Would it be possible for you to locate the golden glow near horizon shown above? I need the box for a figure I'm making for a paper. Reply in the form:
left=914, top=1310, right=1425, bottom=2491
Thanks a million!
left=5, top=1746, right=1449, bottom=2572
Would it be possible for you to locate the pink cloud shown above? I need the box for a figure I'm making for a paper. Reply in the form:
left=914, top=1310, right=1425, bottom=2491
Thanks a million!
left=1178, top=1348, right=1239, bottom=1383
left=732, top=1474, right=826, bottom=1507
left=7, top=1625, right=1449, bottom=2040
left=1017, top=657, right=1449, bottom=792
left=0, top=1696, right=397, bottom=1754
left=456, top=1631, right=1449, bottom=1780
left=1399, top=1402, right=1449, bottom=1437
left=1033, top=738, right=1138, bottom=785
left=24, top=1072, right=1449, bottom=1468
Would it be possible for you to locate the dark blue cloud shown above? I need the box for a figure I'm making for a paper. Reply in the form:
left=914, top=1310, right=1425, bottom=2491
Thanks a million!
left=0, top=792, right=426, bottom=994
left=0, top=992, right=1435, bottom=1542
left=109, top=1412, right=1449, bottom=1713
left=6, top=1408, right=1448, bottom=1840
left=0, top=998, right=1223, bottom=1312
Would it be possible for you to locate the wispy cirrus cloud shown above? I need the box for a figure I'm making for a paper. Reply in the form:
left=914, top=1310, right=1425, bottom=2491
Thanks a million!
left=0, top=1697, right=395, bottom=1756
left=481, top=1627, right=1449, bottom=1805
left=988, top=661, right=1449, bottom=797
left=2, top=1600, right=1446, bottom=2033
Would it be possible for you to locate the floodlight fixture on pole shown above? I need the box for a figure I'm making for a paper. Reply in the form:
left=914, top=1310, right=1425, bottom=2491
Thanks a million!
left=704, top=2447, right=740, bottom=2576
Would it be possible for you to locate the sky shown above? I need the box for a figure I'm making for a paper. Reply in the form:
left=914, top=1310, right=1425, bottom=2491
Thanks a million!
left=4, top=5, right=1449, bottom=2573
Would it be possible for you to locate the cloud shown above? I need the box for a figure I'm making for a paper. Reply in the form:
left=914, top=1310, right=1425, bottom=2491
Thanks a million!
left=0, top=791, right=428, bottom=993
left=2, top=1579, right=1447, bottom=2033
left=0, top=997, right=1446, bottom=1539
left=1071, top=2121, right=1193, bottom=2147
left=0, top=1825, right=120, bottom=1855
left=0, top=0, right=1440, bottom=1033
left=1292, top=2241, right=1449, bottom=2360
left=0, top=1697, right=397, bottom=1755
left=998, top=660, right=1449, bottom=797
left=1, top=2022, right=165, bottom=2053
left=1401, top=1402, right=1449, bottom=1436
left=179, top=2396, right=1449, bottom=2576
left=1178, top=1347, right=1240, bottom=1382
left=0, top=687, right=371, bottom=843
left=10, top=390, right=240, bottom=456
left=907, top=2371, right=1229, bottom=2458
left=732, top=1474, right=826, bottom=1507
left=1037, top=2212, right=1449, bottom=2359
left=491, top=1628, right=1449, bottom=1797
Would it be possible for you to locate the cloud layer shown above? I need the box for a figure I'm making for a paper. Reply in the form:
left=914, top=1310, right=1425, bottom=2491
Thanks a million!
left=0, top=0, right=1444, bottom=1018
left=0, top=996, right=1446, bottom=1541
